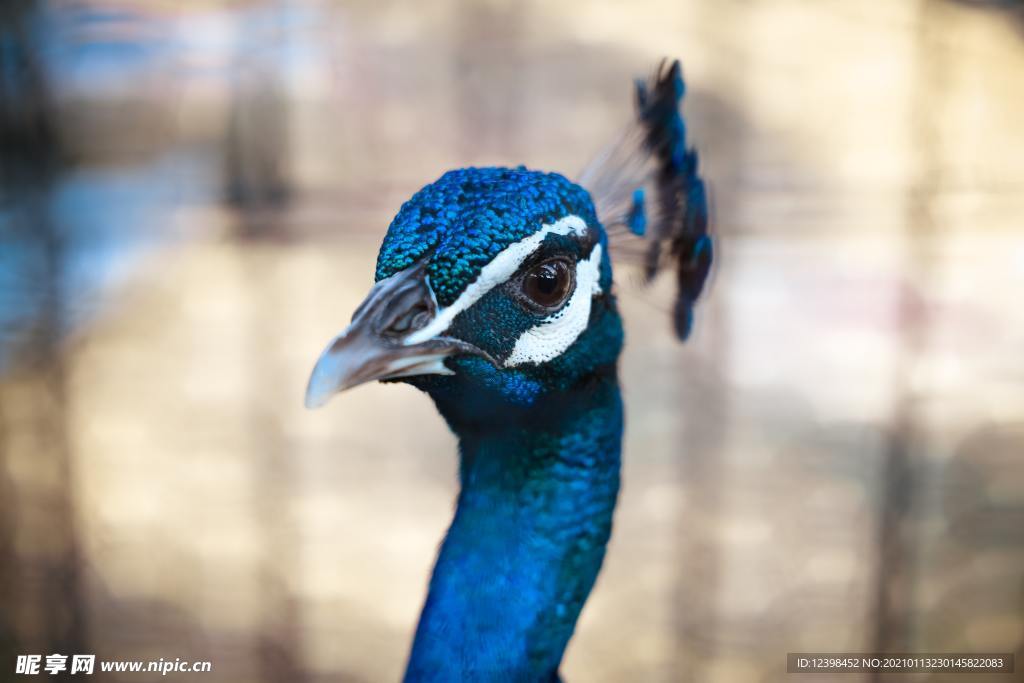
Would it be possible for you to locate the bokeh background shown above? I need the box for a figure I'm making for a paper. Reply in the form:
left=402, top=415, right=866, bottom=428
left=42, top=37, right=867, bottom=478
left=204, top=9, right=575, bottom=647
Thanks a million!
left=2, top=1, right=1023, bottom=681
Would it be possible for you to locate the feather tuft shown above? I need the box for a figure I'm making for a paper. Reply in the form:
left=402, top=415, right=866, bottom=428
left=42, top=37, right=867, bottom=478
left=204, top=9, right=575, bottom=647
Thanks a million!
left=579, top=59, right=712, bottom=340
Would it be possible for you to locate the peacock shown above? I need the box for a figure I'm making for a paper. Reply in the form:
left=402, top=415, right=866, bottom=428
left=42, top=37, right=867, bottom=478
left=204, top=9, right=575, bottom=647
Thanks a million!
left=305, top=60, right=712, bottom=682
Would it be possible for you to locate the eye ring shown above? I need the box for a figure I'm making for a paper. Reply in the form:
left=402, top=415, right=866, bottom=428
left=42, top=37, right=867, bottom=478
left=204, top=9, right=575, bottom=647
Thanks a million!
left=517, top=257, right=575, bottom=311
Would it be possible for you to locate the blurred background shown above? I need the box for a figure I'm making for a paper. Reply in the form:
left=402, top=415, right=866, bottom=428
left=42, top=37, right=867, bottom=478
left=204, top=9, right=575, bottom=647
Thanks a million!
left=1, top=0, right=1023, bottom=681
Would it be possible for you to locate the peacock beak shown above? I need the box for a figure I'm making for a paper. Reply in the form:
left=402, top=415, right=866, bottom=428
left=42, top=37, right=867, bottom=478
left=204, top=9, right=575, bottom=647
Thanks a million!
left=304, top=262, right=493, bottom=409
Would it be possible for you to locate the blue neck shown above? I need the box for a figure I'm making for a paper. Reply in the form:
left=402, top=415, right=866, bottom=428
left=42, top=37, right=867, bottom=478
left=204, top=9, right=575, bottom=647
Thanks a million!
left=404, top=372, right=623, bottom=682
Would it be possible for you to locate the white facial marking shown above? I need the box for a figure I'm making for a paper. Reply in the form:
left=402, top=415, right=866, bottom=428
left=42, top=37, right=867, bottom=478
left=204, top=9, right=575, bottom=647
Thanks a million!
left=385, top=356, right=455, bottom=378
left=505, top=244, right=603, bottom=367
left=403, top=214, right=590, bottom=345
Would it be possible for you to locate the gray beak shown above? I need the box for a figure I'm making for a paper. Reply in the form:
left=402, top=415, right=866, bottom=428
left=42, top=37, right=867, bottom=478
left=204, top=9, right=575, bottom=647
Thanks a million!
left=304, top=262, right=493, bottom=408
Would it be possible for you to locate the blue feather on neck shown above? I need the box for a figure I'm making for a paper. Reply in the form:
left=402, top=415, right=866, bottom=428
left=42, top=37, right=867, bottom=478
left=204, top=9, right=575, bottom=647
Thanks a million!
left=404, top=368, right=623, bottom=682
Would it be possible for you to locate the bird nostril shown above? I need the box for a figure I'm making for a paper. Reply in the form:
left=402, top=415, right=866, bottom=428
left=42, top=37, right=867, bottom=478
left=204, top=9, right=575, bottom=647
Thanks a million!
left=410, top=308, right=431, bottom=330
left=386, top=303, right=430, bottom=337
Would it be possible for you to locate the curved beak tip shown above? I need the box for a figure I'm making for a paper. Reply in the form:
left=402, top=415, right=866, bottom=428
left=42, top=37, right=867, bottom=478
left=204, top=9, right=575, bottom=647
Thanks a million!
left=303, top=384, right=331, bottom=410
left=304, top=340, right=352, bottom=410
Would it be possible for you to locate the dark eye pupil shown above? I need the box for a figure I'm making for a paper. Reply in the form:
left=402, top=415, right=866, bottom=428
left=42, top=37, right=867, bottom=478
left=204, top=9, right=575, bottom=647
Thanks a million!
left=523, top=259, right=572, bottom=308
left=535, top=265, right=559, bottom=294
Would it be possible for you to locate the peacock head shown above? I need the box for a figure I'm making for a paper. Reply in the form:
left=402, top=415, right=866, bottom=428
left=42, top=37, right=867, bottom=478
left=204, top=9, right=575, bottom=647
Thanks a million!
left=305, top=166, right=624, bottom=421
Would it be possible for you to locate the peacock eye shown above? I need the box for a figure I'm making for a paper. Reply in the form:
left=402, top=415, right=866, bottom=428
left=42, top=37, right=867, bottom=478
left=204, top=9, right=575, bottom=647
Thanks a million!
left=520, top=258, right=574, bottom=310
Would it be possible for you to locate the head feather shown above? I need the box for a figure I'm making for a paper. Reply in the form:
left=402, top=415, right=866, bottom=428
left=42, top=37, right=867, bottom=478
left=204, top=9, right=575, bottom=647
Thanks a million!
left=578, top=59, right=713, bottom=339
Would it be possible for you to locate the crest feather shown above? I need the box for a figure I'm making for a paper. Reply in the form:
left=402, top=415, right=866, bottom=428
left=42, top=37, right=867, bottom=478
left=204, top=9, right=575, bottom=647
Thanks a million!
left=578, top=59, right=713, bottom=339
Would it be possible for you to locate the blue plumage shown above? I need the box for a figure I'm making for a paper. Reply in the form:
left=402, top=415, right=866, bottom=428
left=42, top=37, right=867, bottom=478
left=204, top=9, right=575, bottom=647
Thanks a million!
left=627, top=188, right=647, bottom=236
left=406, top=381, right=623, bottom=681
left=376, top=167, right=599, bottom=307
left=305, top=58, right=711, bottom=682
left=641, top=61, right=712, bottom=339
left=581, top=59, right=712, bottom=339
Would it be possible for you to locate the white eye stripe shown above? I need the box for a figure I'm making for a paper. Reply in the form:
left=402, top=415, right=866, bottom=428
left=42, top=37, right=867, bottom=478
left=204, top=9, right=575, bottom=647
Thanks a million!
left=504, top=243, right=603, bottom=367
left=403, top=214, right=589, bottom=345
